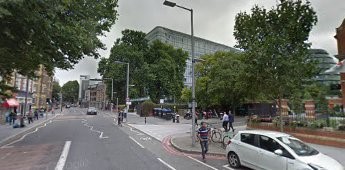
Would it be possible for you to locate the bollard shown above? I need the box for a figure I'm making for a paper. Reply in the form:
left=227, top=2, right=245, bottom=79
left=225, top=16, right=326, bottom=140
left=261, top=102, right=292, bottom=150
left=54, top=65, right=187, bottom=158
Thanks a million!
left=145, top=117, right=147, bottom=124
left=172, top=115, right=175, bottom=123
left=176, top=115, right=180, bottom=123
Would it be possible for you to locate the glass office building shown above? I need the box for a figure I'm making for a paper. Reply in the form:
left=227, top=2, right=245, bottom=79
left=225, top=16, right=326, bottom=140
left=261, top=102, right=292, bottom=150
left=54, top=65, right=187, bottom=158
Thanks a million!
left=146, top=26, right=238, bottom=86
left=309, top=49, right=340, bottom=85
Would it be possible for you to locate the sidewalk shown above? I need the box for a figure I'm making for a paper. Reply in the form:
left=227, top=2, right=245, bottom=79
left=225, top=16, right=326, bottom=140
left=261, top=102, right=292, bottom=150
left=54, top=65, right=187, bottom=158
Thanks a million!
left=0, top=113, right=59, bottom=146
left=170, top=135, right=226, bottom=156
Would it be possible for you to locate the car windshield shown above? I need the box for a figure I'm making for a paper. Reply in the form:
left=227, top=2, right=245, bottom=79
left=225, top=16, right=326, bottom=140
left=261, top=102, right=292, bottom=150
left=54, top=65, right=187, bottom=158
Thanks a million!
left=277, top=136, right=319, bottom=156
left=89, top=107, right=95, bottom=110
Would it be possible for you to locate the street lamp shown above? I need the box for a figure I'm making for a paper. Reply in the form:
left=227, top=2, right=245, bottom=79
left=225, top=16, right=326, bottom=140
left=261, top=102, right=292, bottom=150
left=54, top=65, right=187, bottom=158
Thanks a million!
left=163, top=0, right=196, bottom=147
left=103, top=78, right=114, bottom=113
left=114, top=60, right=130, bottom=121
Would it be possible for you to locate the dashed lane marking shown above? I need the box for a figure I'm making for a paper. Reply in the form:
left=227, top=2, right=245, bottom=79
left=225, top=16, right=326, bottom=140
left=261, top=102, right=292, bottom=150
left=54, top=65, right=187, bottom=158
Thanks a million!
left=157, top=158, right=177, bottom=170
left=81, top=119, right=109, bottom=139
left=129, top=136, right=145, bottom=149
left=55, top=141, right=71, bottom=170
left=187, top=156, right=219, bottom=170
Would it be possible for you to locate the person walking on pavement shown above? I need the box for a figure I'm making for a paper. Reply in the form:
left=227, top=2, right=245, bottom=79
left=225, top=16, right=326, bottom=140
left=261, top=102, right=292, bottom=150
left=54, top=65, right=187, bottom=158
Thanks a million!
left=9, top=111, right=16, bottom=125
left=198, top=122, right=210, bottom=160
left=28, top=109, right=33, bottom=124
left=118, top=110, right=123, bottom=126
left=222, top=112, right=229, bottom=132
left=228, top=111, right=235, bottom=132
left=34, top=109, right=39, bottom=120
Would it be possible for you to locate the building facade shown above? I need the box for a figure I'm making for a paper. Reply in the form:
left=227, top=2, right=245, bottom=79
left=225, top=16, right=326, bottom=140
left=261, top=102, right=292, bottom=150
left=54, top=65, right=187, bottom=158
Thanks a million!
left=4, top=65, right=53, bottom=111
left=88, top=82, right=107, bottom=110
left=146, top=26, right=238, bottom=86
left=310, top=49, right=339, bottom=85
left=335, top=19, right=345, bottom=61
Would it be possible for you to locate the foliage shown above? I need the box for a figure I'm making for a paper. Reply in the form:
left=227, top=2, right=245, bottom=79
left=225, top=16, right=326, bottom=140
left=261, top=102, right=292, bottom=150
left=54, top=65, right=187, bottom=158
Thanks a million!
left=52, top=80, right=61, bottom=103
left=234, top=0, right=317, bottom=130
left=61, top=80, right=79, bottom=103
left=180, top=87, right=192, bottom=103
left=0, top=0, right=118, bottom=87
left=0, top=80, right=16, bottom=99
left=98, top=30, right=187, bottom=104
left=141, top=100, right=155, bottom=117
left=195, top=51, right=246, bottom=111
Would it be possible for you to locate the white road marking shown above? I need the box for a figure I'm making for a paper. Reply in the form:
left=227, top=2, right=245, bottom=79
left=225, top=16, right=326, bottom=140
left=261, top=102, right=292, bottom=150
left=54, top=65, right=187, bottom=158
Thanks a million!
left=81, top=119, right=108, bottom=139
left=187, top=156, right=218, bottom=170
left=222, top=164, right=235, bottom=170
left=55, top=141, right=71, bottom=170
left=129, top=136, right=145, bottom=148
left=99, top=132, right=109, bottom=139
left=1, top=119, right=54, bottom=148
left=157, top=158, right=176, bottom=170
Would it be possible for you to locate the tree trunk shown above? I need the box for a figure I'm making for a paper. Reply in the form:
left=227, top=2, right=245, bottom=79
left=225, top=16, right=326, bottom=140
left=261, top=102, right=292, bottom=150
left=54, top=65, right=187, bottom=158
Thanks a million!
left=278, top=96, right=284, bottom=132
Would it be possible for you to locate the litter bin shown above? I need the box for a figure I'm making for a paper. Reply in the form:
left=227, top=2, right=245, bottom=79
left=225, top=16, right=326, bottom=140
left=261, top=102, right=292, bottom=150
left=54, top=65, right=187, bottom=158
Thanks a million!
left=176, top=114, right=180, bottom=123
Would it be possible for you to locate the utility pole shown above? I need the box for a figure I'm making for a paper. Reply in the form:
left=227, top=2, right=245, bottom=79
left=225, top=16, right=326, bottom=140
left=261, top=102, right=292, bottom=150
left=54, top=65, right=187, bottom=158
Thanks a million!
left=22, top=76, right=30, bottom=127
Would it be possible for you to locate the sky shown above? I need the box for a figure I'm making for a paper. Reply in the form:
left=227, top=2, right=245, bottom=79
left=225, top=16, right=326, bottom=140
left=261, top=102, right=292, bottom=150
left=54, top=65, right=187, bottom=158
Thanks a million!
left=55, top=0, right=345, bottom=86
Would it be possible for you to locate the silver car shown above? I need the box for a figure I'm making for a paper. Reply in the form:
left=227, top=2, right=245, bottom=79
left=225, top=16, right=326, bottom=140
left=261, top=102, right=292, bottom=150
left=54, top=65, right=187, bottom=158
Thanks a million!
left=87, top=107, right=97, bottom=115
left=226, top=130, right=344, bottom=170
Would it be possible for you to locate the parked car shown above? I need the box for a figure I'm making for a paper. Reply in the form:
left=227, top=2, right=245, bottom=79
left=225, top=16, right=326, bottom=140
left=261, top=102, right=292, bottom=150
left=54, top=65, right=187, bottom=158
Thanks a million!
left=87, top=107, right=97, bottom=115
left=226, top=130, right=343, bottom=170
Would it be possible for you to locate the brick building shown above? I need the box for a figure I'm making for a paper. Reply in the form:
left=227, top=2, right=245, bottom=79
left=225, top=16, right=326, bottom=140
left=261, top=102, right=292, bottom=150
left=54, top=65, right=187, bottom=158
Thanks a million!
left=335, top=19, right=345, bottom=109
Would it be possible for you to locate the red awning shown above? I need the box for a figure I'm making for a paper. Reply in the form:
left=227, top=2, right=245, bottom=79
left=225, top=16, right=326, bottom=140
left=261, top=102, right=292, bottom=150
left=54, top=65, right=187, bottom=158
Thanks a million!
left=2, top=98, right=19, bottom=108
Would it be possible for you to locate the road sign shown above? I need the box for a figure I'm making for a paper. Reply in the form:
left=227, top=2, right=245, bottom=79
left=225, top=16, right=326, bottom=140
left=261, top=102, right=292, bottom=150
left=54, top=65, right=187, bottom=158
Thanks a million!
left=126, top=98, right=130, bottom=102
left=126, top=101, right=132, bottom=105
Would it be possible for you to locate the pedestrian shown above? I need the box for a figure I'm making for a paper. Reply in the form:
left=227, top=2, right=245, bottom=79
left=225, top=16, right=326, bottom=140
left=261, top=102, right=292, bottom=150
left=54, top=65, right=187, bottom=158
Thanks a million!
left=34, top=109, right=39, bottom=120
left=28, top=109, right=33, bottom=124
left=228, top=111, right=235, bottom=132
left=118, top=110, right=123, bottom=126
left=197, top=122, right=210, bottom=160
left=9, top=111, right=16, bottom=125
left=222, top=112, right=229, bottom=132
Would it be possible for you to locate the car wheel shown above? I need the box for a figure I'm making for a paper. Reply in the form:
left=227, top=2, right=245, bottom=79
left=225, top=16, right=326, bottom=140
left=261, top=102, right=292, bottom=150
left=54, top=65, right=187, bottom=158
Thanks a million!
left=228, top=152, right=240, bottom=168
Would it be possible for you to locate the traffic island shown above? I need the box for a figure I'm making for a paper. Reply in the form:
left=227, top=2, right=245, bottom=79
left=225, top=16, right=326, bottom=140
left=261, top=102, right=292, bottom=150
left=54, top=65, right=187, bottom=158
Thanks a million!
left=170, top=135, right=226, bottom=157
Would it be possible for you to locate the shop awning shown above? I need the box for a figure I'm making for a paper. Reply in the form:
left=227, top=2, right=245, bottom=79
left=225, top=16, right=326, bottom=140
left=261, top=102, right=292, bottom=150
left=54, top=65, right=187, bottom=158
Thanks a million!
left=2, top=98, right=19, bottom=108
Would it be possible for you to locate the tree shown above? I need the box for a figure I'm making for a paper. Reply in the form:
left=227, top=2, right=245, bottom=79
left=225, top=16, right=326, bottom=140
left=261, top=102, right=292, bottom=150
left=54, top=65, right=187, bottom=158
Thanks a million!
left=98, top=29, right=149, bottom=103
left=52, top=80, right=61, bottom=103
left=61, top=80, right=79, bottom=103
left=98, top=30, right=188, bottom=104
left=234, top=0, right=318, bottom=131
left=195, top=51, right=246, bottom=112
left=180, top=87, right=192, bottom=103
left=146, top=40, right=188, bottom=103
left=0, top=0, right=118, bottom=86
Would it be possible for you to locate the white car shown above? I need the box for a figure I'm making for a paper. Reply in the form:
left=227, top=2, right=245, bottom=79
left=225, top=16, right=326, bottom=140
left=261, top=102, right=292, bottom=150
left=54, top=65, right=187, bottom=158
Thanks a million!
left=226, top=130, right=344, bottom=170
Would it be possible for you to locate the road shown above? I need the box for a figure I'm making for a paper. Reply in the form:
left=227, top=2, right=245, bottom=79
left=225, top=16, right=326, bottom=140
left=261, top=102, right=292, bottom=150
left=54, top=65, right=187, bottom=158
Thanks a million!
left=0, top=108, right=232, bottom=170
left=0, top=107, right=343, bottom=170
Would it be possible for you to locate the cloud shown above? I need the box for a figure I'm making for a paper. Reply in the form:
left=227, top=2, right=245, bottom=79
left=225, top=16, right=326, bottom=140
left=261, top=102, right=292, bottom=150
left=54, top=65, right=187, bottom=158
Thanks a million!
left=55, top=0, right=345, bottom=85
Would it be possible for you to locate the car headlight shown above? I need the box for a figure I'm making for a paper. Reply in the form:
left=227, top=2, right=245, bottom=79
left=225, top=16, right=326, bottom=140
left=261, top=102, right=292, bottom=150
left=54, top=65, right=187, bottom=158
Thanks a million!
left=308, top=163, right=326, bottom=170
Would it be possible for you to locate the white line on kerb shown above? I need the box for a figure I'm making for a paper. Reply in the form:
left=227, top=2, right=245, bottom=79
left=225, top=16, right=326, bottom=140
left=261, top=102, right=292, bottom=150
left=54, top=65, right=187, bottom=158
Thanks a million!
left=157, top=158, right=176, bottom=170
left=129, top=136, right=144, bottom=148
left=187, top=156, right=218, bottom=170
left=55, top=141, right=71, bottom=170
left=222, top=164, right=235, bottom=170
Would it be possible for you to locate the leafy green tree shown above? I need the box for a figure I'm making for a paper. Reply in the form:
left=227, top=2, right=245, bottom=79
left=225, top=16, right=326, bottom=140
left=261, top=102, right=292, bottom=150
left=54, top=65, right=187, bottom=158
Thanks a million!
left=146, top=40, right=188, bottom=103
left=98, top=30, right=187, bottom=104
left=0, top=0, right=118, bottom=87
left=195, top=51, right=246, bottom=112
left=61, top=80, right=79, bottom=103
left=180, top=87, right=192, bottom=103
left=52, top=81, right=61, bottom=103
left=98, top=29, right=148, bottom=103
left=234, top=0, right=318, bottom=131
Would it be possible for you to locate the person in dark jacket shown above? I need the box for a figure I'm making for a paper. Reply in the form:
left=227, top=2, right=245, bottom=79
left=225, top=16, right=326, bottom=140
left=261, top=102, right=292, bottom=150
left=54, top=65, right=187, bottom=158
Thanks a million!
left=228, top=111, right=235, bottom=132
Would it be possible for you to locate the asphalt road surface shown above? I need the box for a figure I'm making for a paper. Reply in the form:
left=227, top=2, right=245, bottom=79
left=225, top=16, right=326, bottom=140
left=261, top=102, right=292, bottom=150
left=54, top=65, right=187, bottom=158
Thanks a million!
left=0, top=108, right=233, bottom=170
left=0, top=107, right=343, bottom=170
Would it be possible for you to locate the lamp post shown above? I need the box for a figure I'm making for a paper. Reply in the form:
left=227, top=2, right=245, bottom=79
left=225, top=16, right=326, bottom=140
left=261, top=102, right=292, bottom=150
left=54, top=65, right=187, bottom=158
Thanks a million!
left=103, top=78, right=113, bottom=113
left=114, top=61, right=130, bottom=121
left=163, top=0, right=196, bottom=147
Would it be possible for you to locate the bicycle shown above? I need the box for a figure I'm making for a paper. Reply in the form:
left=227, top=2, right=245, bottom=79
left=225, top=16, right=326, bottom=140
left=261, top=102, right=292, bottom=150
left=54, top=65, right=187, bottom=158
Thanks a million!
left=210, top=127, right=222, bottom=143
left=222, top=130, right=235, bottom=148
